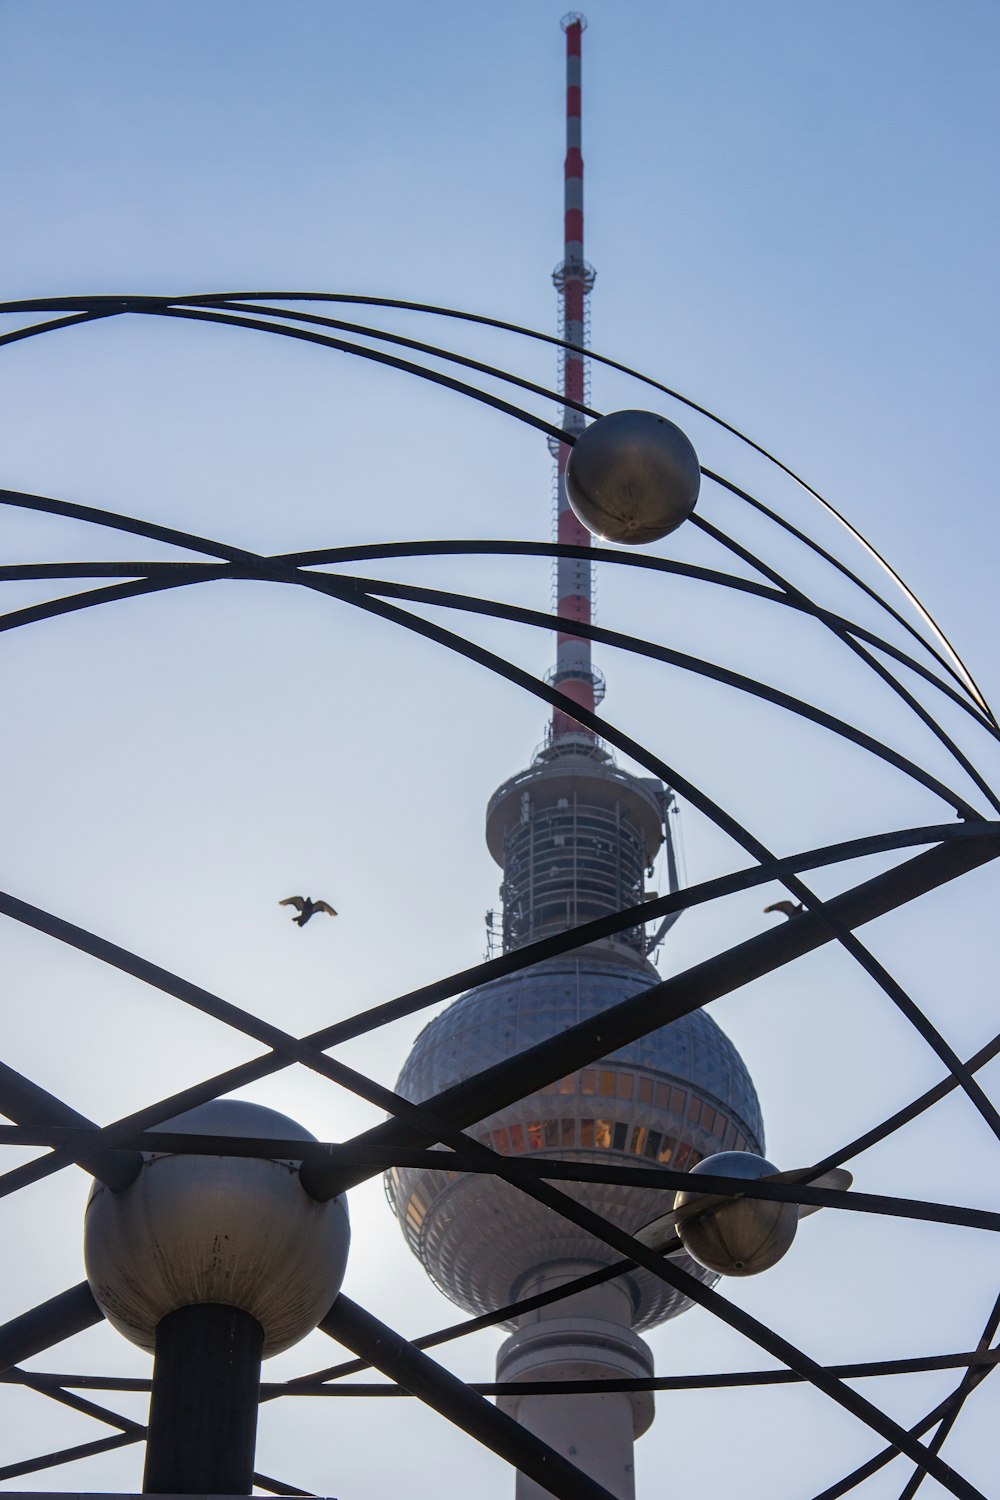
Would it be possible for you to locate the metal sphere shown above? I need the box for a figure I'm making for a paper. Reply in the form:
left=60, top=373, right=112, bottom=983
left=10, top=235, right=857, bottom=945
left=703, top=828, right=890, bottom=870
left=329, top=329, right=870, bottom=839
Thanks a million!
left=565, top=409, right=700, bottom=545
left=674, top=1151, right=797, bottom=1278
left=83, top=1100, right=350, bottom=1357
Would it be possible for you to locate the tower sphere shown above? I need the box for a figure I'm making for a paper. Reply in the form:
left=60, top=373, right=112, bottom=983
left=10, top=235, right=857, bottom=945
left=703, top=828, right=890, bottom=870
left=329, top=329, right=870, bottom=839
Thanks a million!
left=675, top=1150, right=798, bottom=1277
left=387, top=954, right=763, bottom=1330
left=84, top=1100, right=351, bottom=1357
left=565, top=409, right=701, bottom=544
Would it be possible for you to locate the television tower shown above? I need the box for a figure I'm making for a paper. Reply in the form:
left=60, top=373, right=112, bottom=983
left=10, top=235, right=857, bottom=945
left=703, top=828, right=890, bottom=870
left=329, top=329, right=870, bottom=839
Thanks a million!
left=386, top=17, right=764, bottom=1499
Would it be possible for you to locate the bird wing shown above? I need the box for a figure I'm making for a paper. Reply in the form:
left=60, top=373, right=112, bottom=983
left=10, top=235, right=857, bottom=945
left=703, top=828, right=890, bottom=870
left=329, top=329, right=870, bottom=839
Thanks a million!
left=763, top=900, right=795, bottom=916
left=280, top=897, right=306, bottom=911
left=314, top=901, right=338, bottom=917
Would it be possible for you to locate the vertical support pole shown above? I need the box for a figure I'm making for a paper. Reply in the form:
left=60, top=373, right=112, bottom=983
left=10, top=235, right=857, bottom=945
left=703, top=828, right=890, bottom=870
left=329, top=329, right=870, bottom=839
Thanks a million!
left=143, top=1303, right=263, bottom=1495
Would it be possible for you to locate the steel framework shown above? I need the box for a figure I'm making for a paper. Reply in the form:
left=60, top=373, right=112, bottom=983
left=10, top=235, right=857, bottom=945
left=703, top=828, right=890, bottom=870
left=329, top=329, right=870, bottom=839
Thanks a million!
left=0, top=290, right=997, bottom=1499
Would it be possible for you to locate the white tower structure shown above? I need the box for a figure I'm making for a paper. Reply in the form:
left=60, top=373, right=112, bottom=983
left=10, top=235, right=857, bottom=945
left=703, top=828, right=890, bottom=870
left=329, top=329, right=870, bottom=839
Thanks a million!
left=386, top=17, right=764, bottom=1498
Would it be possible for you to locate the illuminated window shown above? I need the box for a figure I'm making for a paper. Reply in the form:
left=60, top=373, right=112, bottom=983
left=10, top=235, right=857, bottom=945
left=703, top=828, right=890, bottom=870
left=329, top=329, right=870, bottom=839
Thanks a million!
left=543, top=1119, right=559, bottom=1148
left=595, top=1119, right=612, bottom=1148
left=509, top=1123, right=525, bottom=1152
left=638, top=1076, right=654, bottom=1105
left=558, top=1075, right=577, bottom=1095
left=630, top=1125, right=647, bottom=1154
left=599, top=1069, right=616, bottom=1097
left=612, top=1121, right=628, bottom=1151
left=561, top=1119, right=576, bottom=1149
left=657, top=1136, right=674, bottom=1164
left=617, top=1073, right=634, bottom=1101
left=581, top=1070, right=597, bottom=1096
left=406, top=1190, right=429, bottom=1231
left=581, top=1118, right=595, bottom=1147
left=654, top=1082, right=670, bottom=1110
left=492, top=1127, right=509, bottom=1154
left=674, top=1142, right=692, bottom=1171
left=528, top=1122, right=543, bottom=1150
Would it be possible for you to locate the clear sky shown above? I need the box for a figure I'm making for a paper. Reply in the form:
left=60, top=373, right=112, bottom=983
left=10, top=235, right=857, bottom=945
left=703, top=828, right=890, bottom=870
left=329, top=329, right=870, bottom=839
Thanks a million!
left=0, top=2, right=998, bottom=1497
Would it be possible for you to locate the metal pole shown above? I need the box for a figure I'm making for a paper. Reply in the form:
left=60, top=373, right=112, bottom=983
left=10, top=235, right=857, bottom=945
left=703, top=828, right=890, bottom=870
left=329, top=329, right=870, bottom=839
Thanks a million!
left=143, top=1303, right=263, bottom=1495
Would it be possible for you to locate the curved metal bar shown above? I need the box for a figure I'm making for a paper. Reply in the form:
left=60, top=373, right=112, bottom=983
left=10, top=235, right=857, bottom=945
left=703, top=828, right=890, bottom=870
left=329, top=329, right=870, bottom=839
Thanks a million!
left=0, top=309, right=124, bottom=351
left=13, top=1370, right=141, bottom=1433
left=701, top=465, right=993, bottom=724
left=3, top=541, right=993, bottom=738
left=258, top=1349, right=1000, bottom=1399
left=0, top=1431, right=138, bottom=1483
left=2, top=289, right=984, bottom=719
left=22, top=1347, right=996, bottom=1401
left=808, top=1298, right=1000, bottom=1500
left=210, top=297, right=599, bottom=422
left=149, top=304, right=571, bottom=446
left=896, top=1290, right=1000, bottom=1500
left=694, top=499, right=1000, bottom=814
left=0, top=575, right=219, bottom=636
left=809, top=1024, right=1000, bottom=1178
left=0, top=484, right=256, bottom=562
left=2, top=552, right=974, bottom=817
left=2, top=1123, right=995, bottom=1235
left=279, top=542, right=1000, bottom=736
left=321, top=568, right=981, bottom=818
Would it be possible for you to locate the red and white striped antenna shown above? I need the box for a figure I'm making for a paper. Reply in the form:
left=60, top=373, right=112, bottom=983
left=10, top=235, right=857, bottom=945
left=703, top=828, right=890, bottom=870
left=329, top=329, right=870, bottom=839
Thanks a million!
left=548, top=12, right=602, bottom=746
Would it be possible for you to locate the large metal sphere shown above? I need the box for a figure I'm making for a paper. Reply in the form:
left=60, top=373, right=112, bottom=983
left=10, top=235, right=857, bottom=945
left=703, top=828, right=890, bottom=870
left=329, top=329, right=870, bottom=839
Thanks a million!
left=84, top=1100, right=350, bottom=1357
left=674, top=1151, right=797, bottom=1277
left=565, top=409, right=700, bottom=545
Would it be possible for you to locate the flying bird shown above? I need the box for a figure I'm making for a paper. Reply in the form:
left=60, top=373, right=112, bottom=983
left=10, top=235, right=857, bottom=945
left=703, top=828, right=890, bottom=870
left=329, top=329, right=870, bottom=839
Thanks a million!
left=763, top=900, right=805, bottom=919
left=280, top=896, right=338, bottom=927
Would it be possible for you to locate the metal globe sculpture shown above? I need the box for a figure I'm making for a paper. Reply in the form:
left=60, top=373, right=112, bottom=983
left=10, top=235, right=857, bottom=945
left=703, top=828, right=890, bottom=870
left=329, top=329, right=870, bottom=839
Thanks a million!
left=674, top=1151, right=798, bottom=1276
left=0, top=286, right=996, bottom=1500
left=565, top=408, right=701, bottom=543
left=84, top=1100, right=351, bottom=1357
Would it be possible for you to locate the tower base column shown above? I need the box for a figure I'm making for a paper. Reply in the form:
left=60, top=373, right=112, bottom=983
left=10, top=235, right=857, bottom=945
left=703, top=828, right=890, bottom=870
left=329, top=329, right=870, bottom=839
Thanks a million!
left=496, top=1264, right=654, bottom=1500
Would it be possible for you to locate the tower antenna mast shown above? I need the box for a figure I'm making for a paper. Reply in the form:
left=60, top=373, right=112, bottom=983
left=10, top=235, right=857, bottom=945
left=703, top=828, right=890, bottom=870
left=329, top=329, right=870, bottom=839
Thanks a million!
left=549, top=11, right=600, bottom=745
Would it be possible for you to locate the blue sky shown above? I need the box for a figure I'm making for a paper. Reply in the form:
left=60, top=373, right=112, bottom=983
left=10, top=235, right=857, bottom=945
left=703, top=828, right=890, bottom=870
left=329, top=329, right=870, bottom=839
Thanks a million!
left=1, top=3, right=998, bottom=1497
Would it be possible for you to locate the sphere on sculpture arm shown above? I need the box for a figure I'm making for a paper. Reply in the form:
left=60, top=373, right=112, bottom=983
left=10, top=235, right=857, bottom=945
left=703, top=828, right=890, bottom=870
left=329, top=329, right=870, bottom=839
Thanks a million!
left=674, top=1151, right=797, bottom=1277
left=83, top=1100, right=351, bottom=1357
left=565, top=409, right=700, bottom=545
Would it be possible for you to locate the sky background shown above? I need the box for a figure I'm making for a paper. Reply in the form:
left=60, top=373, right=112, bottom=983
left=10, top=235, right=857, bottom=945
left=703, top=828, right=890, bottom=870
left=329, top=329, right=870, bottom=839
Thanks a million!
left=1, top=1, right=999, bottom=1497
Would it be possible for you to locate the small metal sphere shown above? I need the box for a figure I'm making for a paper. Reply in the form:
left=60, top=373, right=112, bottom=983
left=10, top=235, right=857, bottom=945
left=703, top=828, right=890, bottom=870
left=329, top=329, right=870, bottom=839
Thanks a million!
left=84, top=1100, right=350, bottom=1357
left=674, top=1151, right=797, bottom=1277
left=565, top=409, right=700, bottom=545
